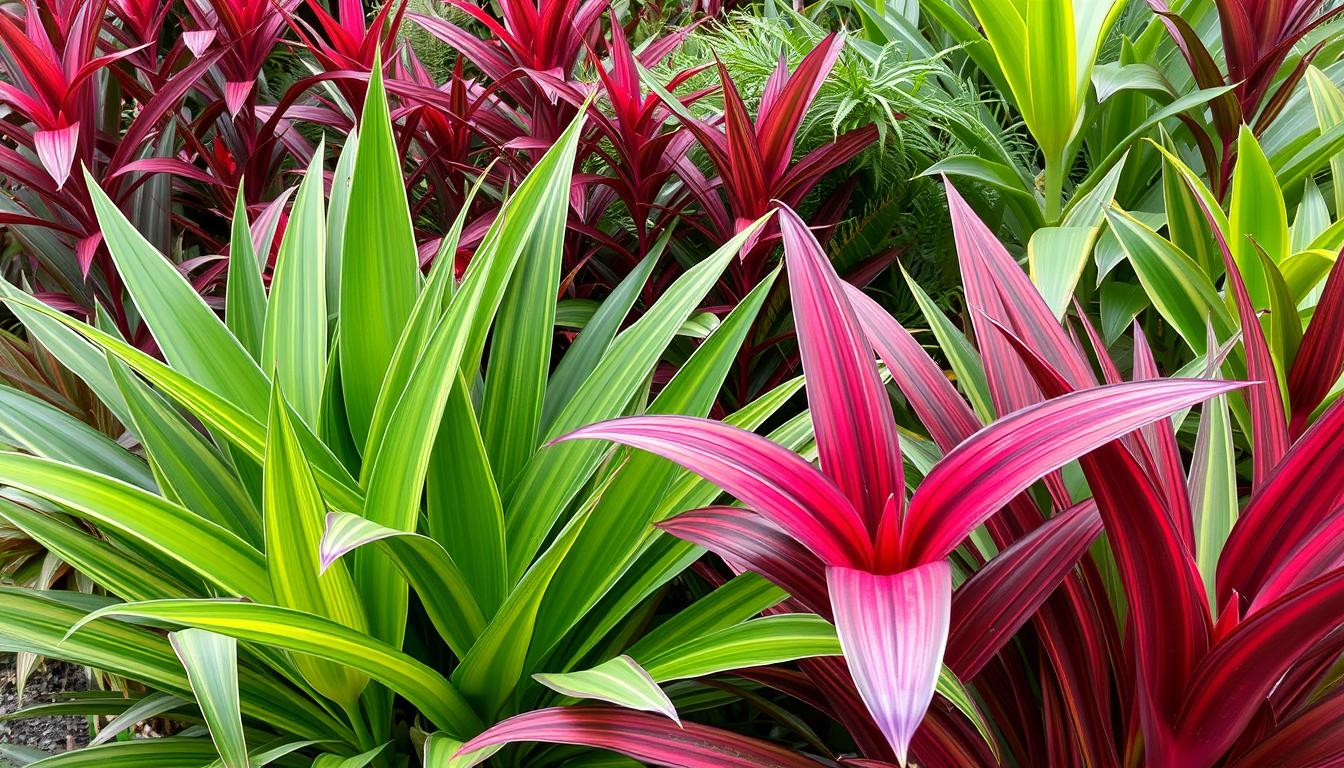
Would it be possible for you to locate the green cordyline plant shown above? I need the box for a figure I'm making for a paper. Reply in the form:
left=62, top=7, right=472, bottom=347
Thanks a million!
left=0, top=69, right=915, bottom=766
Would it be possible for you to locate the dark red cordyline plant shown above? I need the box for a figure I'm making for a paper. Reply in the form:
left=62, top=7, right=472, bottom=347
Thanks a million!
left=658, top=32, right=877, bottom=301
left=1148, top=0, right=1343, bottom=195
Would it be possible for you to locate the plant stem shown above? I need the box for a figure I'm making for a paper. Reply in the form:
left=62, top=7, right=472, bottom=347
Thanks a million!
left=1044, top=154, right=1066, bottom=225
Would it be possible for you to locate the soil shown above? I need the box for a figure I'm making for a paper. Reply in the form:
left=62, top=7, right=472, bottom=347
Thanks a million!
left=0, top=653, right=90, bottom=758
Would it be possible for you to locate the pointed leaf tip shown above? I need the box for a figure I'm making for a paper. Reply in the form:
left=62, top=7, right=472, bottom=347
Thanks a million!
left=829, top=561, right=951, bottom=765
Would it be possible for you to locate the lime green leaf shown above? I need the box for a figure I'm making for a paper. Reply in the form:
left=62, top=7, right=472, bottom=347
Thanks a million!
left=0, top=385, right=153, bottom=490
left=70, top=600, right=481, bottom=736
left=320, top=510, right=485, bottom=658
left=110, top=361, right=262, bottom=545
left=264, top=385, right=368, bottom=706
left=325, top=129, right=359, bottom=314
left=535, top=656, right=679, bottom=724
left=339, top=62, right=421, bottom=448
left=0, top=454, right=269, bottom=600
left=637, top=614, right=839, bottom=682
left=22, top=738, right=222, bottom=766
left=1028, top=226, right=1100, bottom=319
left=169, top=630, right=247, bottom=768
left=263, top=145, right=328, bottom=425
left=82, top=169, right=269, bottom=418
left=904, top=268, right=993, bottom=421
left=355, top=109, right=585, bottom=648
left=1190, top=342, right=1237, bottom=603
left=87, top=693, right=185, bottom=746
left=225, top=183, right=266, bottom=361
left=1106, top=207, right=1234, bottom=354
left=625, top=573, right=786, bottom=662
left=312, top=744, right=388, bottom=768
left=1229, top=126, right=1289, bottom=308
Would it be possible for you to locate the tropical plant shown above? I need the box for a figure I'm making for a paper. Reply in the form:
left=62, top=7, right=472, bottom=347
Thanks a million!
left=0, top=74, right=869, bottom=766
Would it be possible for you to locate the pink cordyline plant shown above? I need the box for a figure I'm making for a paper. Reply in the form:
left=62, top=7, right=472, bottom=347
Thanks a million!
left=557, top=202, right=1241, bottom=764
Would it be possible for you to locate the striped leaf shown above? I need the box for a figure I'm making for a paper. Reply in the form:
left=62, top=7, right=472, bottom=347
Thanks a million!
left=169, top=630, right=247, bottom=768
left=534, top=655, right=679, bottom=724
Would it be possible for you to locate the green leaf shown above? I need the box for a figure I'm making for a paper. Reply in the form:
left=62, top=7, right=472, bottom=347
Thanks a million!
left=325, top=129, right=359, bottom=315
left=503, top=219, right=769, bottom=582
left=81, top=169, right=269, bottom=418
left=1028, top=226, right=1100, bottom=319
left=169, top=630, right=247, bottom=768
left=636, top=614, right=839, bottom=682
left=263, top=385, right=368, bottom=706
left=1092, top=61, right=1175, bottom=102
left=904, top=268, right=994, bottom=421
left=1306, top=67, right=1344, bottom=215
left=225, top=183, right=267, bottom=361
left=0, top=385, right=153, bottom=490
left=0, top=454, right=269, bottom=600
left=1228, top=126, right=1289, bottom=309
left=110, top=361, right=262, bottom=546
left=23, top=739, right=222, bottom=766
left=542, top=238, right=665, bottom=431
left=339, top=62, right=421, bottom=449
left=0, top=589, right=345, bottom=742
left=625, top=573, right=786, bottom=662
left=426, top=374, right=508, bottom=617
left=1106, top=207, right=1234, bottom=354
left=263, top=144, right=328, bottom=425
left=70, top=600, right=482, bottom=736
left=1189, top=339, right=1237, bottom=603
left=87, top=693, right=186, bottom=746
left=355, top=108, right=585, bottom=648
left=535, top=655, right=679, bottom=724
left=0, top=499, right=191, bottom=602
left=320, top=510, right=485, bottom=658
left=312, top=744, right=388, bottom=768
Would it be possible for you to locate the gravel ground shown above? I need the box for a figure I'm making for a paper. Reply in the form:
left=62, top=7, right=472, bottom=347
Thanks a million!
left=0, top=654, right=90, bottom=757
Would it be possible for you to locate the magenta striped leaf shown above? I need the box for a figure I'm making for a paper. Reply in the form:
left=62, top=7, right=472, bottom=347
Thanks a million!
left=902, top=378, right=1246, bottom=564
left=828, top=562, right=951, bottom=767
left=779, top=205, right=902, bottom=534
left=1217, top=397, right=1344, bottom=605
left=657, top=507, right=830, bottom=617
left=1287, top=249, right=1344, bottom=436
left=843, top=283, right=981, bottom=453
left=452, top=707, right=828, bottom=767
left=947, top=501, right=1102, bottom=678
left=1188, top=182, right=1289, bottom=487
left=33, top=123, right=78, bottom=188
left=555, top=416, right=873, bottom=566
left=1177, top=568, right=1344, bottom=765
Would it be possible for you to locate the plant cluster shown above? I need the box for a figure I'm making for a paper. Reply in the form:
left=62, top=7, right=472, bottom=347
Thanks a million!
left=1, top=0, right=1344, bottom=766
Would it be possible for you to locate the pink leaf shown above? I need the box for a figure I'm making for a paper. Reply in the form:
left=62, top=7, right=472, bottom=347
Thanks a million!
left=828, top=561, right=951, bottom=767
left=183, top=30, right=217, bottom=57
left=555, top=415, right=873, bottom=567
left=224, top=81, right=254, bottom=117
left=779, top=205, right=902, bottom=536
left=453, top=707, right=827, bottom=767
left=903, top=378, right=1246, bottom=563
left=34, top=123, right=78, bottom=188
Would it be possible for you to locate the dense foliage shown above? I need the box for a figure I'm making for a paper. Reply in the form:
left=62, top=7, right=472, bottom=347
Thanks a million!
left=2, top=0, right=1344, bottom=766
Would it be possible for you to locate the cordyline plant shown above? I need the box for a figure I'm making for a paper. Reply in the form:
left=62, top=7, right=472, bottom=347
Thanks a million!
left=0, top=71, right=913, bottom=768
left=1147, top=0, right=1344, bottom=196
left=547, top=197, right=1242, bottom=764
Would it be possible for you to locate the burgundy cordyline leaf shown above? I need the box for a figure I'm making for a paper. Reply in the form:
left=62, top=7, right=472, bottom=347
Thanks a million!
left=1188, top=176, right=1289, bottom=487
left=1176, top=568, right=1344, bottom=765
left=778, top=206, right=902, bottom=537
left=842, top=283, right=982, bottom=453
left=1227, top=688, right=1344, bottom=768
left=990, top=327, right=1217, bottom=761
left=829, top=562, right=951, bottom=768
left=901, top=377, right=1245, bottom=564
left=1249, top=505, right=1344, bottom=612
left=1287, top=249, right=1344, bottom=436
left=756, top=33, right=843, bottom=178
left=453, top=707, right=828, bottom=767
left=656, top=507, right=831, bottom=617
left=946, top=501, right=1102, bottom=678
left=554, top=416, right=873, bottom=566
left=1132, top=325, right=1196, bottom=548
left=1217, top=397, right=1344, bottom=606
